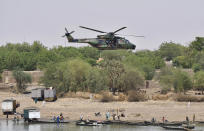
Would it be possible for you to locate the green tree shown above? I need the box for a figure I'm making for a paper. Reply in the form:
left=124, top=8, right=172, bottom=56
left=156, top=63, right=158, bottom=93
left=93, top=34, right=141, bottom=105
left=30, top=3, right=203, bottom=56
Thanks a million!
left=31, top=41, right=46, bottom=53
left=194, top=71, right=204, bottom=94
left=20, top=52, right=37, bottom=71
left=67, top=59, right=91, bottom=92
left=13, top=70, right=32, bottom=93
left=157, top=67, right=192, bottom=93
left=173, top=70, right=192, bottom=93
left=156, top=67, right=175, bottom=92
left=120, top=70, right=145, bottom=93
left=159, top=42, right=185, bottom=61
left=100, top=60, right=125, bottom=94
left=79, top=47, right=100, bottom=60
left=101, top=50, right=131, bottom=61
left=85, top=68, right=108, bottom=93
left=192, top=64, right=201, bottom=72
left=141, top=65, right=155, bottom=80
left=173, top=56, right=191, bottom=68
left=41, top=59, right=91, bottom=94
left=123, top=55, right=156, bottom=80
left=6, top=51, right=21, bottom=70
left=192, top=51, right=204, bottom=71
left=135, top=50, right=165, bottom=69
left=189, top=37, right=204, bottom=51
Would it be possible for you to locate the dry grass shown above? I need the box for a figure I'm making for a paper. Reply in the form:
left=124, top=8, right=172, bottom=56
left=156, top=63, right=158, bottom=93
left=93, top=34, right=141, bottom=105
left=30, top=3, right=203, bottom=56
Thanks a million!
left=117, top=93, right=126, bottom=101
left=63, top=92, right=91, bottom=99
left=127, top=90, right=148, bottom=102
left=175, top=94, right=204, bottom=102
left=152, top=94, right=169, bottom=100
left=100, top=92, right=114, bottom=102
left=61, top=91, right=126, bottom=102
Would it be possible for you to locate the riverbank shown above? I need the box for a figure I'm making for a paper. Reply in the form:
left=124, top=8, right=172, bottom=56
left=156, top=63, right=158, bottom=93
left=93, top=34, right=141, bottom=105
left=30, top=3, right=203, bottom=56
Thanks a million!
left=1, top=91, right=204, bottom=122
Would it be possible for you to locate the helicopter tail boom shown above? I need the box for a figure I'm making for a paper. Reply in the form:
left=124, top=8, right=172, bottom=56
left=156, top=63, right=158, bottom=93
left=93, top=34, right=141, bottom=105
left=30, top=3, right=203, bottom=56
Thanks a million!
left=62, top=28, right=77, bottom=42
left=66, top=34, right=75, bottom=42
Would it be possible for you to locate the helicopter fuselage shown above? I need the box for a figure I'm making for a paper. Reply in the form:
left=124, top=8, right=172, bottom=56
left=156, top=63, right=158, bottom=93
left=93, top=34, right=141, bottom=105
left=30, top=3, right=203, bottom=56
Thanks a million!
left=69, top=37, right=136, bottom=50
left=63, top=26, right=137, bottom=50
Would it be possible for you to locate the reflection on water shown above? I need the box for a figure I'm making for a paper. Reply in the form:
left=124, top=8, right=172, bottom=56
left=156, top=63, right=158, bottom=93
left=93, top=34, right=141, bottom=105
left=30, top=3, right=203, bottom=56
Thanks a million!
left=0, top=120, right=204, bottom=131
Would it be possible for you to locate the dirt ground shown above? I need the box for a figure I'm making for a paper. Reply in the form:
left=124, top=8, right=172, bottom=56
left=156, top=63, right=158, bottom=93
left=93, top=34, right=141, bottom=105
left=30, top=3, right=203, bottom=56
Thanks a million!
left=1, top=91, right=204, bottom=122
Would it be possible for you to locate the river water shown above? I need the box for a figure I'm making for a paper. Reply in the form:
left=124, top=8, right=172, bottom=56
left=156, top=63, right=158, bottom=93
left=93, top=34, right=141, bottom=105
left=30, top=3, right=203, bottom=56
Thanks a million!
left=0, top=120, right=204, bottom=131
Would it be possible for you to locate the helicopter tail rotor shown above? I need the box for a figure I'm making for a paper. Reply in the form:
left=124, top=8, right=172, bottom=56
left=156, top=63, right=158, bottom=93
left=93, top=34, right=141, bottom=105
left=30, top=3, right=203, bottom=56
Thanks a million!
left=62, top=27, right=75, bottom=42
left=62, top=28, right=75, bottom=37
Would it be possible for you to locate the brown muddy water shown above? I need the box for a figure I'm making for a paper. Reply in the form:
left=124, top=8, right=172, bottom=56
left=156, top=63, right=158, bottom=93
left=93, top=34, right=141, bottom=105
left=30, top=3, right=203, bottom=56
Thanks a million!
left=0, top=120, right=204, bottom=131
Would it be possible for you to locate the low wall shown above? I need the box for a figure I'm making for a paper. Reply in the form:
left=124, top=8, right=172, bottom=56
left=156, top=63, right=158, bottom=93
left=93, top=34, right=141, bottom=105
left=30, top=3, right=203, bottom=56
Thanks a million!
left=1, top=70, right=44, bottom=86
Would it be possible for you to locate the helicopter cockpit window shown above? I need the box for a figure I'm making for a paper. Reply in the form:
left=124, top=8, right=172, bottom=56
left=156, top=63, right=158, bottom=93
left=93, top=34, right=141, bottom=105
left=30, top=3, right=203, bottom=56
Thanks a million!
left=124, top=39, right=129, bottom=44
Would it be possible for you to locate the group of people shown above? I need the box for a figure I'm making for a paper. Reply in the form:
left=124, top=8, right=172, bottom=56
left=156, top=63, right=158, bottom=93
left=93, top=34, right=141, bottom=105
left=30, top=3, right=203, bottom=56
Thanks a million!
left=13, top=113, right=20, bottom=121
left=53, top=113, right=64, bottom=123
left=151, top=116, right=168, bottom=123
left=151, top=115, right=195, bottom=124
left=79, top=112, right=125, bottom=121
left=106, top=112, right=125, bottom=120
left=186, top=114, right=196, bottom=124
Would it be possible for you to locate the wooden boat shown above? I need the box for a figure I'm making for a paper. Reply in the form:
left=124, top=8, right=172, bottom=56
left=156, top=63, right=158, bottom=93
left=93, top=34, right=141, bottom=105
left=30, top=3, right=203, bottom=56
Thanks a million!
left=76, top=120, right=103, bottom=126
left=36, top=120, right=69, bottom=124
left=26, top=119, right=69, bottom=124
left=162, top=126, right=194, bottom=131
left=182, top=124, right=195, bottom=129
left=160, top=122, right=183, bottom=126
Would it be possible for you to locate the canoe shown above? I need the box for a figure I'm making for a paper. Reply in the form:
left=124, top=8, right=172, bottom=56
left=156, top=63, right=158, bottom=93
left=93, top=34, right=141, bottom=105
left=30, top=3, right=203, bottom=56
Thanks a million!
left=161, top=126, right=193, bottom=131
left=160, top=122, right=183, bottom=126
left=27, top=119, right=69, bottom=124
left=182, top=124, right=195, bottom=129
left=76, top=121, right=103, bottom=126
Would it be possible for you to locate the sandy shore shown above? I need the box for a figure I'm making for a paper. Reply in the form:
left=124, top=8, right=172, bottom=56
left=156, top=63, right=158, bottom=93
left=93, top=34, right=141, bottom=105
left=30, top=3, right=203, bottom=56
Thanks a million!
left=0, top=91, right=204, bottom=122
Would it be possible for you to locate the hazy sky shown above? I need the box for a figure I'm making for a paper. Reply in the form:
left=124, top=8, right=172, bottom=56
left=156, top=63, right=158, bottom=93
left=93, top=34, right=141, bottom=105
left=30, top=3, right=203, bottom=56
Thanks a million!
left=1, top=0, right=204, bottom=50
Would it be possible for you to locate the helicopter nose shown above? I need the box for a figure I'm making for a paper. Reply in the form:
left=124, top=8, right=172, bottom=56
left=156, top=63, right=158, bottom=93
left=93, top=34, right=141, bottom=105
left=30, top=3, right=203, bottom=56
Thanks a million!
left=132, top=44, right=136, bottom=49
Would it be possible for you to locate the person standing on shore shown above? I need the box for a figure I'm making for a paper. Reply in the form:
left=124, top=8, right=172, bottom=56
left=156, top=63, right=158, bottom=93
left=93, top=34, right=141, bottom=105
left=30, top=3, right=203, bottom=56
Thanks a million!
left=186, top=116, right=189, bottom=125
left=56, top=116, right=60, bottom=123
left=106, top=112, right=110, bottom=120
left=80, top=114, right=83, bottom=121
left=193, top=114, right=195, bottom=123
left=162, top=116, right=165, bottom=123
left=60, top=113, right=64, bottom=122
left=34, top=98, right=38, bottom=104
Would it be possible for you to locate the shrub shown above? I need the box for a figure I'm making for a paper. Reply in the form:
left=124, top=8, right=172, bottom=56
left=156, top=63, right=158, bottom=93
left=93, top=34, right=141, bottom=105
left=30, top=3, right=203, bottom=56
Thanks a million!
left=152, top=94, right=169, bottom=101
left=116, top=93, right=126, bottom=101
left=100, top=92, right=114, bottom=102
left=161, top=86, right=171, bottom=94
left=120, top=69, right=145, bottom=93
left=63, top=92, right=91, bottom=99
left=175, top=94, right=204, bottom=102
left=193, top=71, right=204, bottom=94
left=0, top=73, right=2, bottom=82
left=12, top=70, right=32, bottom=93
left=192, top=64, right=201, bottom=72
left=127, top=90, right=147, bottom=102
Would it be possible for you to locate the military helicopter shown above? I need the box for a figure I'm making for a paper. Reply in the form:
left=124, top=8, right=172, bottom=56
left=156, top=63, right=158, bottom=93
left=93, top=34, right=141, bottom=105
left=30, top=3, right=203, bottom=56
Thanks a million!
left=62, top=26, right=144, bottom=50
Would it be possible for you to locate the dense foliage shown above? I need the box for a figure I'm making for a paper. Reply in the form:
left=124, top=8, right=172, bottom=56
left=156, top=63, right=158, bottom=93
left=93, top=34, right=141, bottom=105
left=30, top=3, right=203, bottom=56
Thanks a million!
left=193, top=71, right=204, bottom=94
left=156, top=67, right=193, bottom=94
left=0, top=41, right=165, bottom=93
left=0, top=41, right=100, bottom=73
left=159, top=42, right=185, bottom=61
left=1, top=37, right=204, bottom=95
left=12, top=70, right=32, bottom=93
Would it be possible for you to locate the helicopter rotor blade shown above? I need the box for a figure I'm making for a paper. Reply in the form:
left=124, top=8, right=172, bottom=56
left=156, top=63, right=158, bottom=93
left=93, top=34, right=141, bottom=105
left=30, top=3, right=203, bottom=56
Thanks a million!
left=128, top=35, right=145, bottom=37
left=116, top=34, right=145, bottom=38
left=65, top=28, right=69, bottom=33
left=70, top=31, right=75, bottom=34
left=79, top=26, right=106, bottom=33
left=113, top=27, right=127, bottom=34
